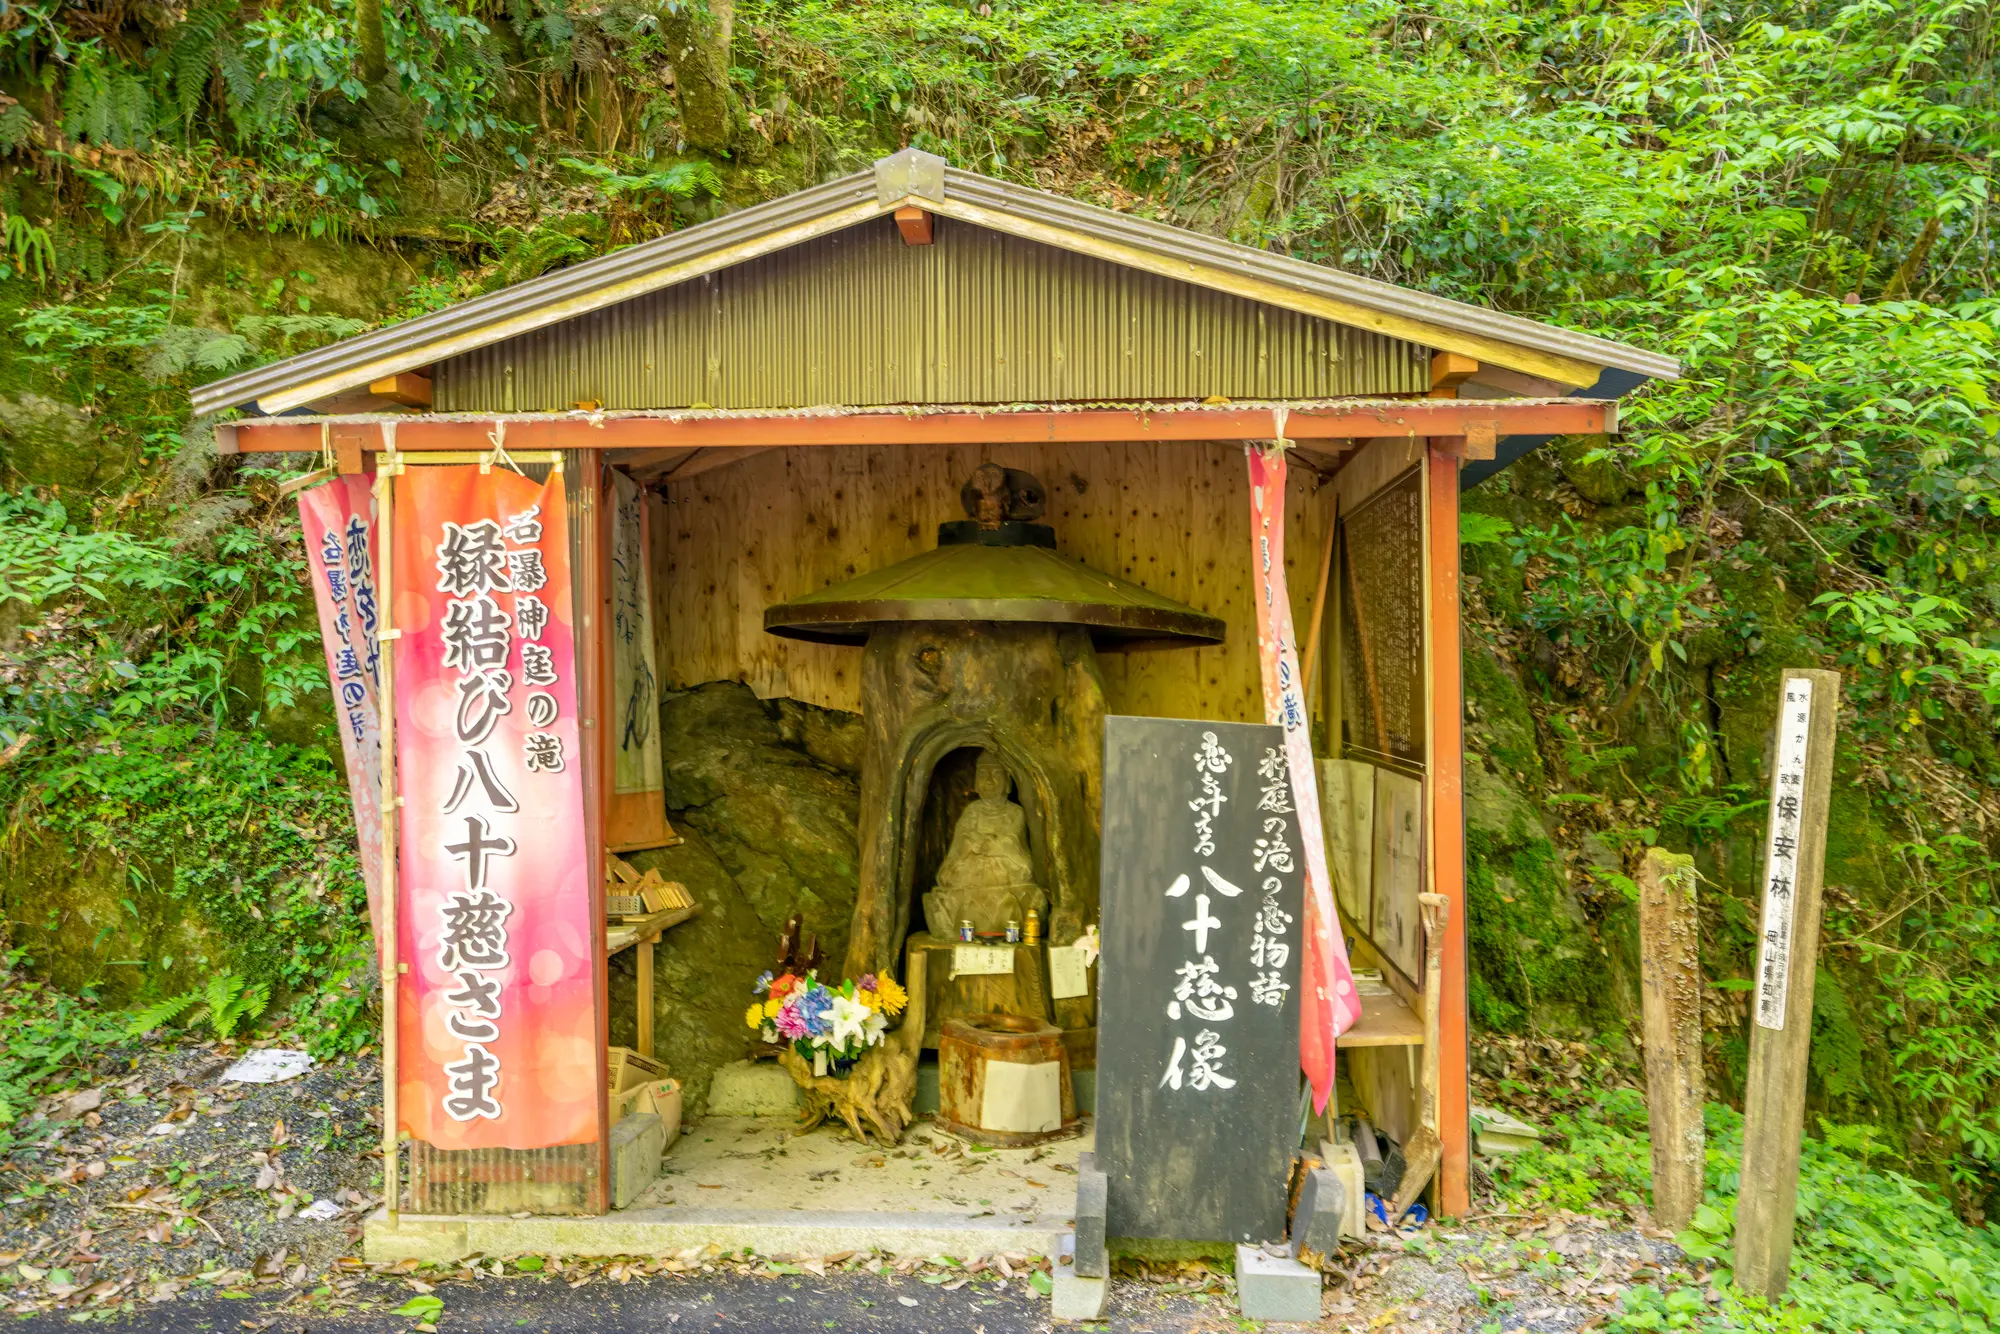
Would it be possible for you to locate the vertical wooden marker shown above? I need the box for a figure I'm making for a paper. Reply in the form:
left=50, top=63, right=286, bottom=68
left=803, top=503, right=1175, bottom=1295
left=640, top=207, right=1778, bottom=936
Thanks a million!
left=1636, top=847, right=1704, bottom=1231
left=1735, top=669, right=1841, bottom=1299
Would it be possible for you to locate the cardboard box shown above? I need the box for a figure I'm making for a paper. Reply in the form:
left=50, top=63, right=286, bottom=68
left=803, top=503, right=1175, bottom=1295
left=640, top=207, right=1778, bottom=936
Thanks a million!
left=608, top=1046, right=669, bottom=1093
left=612, top=1077, right=683, bottom=1148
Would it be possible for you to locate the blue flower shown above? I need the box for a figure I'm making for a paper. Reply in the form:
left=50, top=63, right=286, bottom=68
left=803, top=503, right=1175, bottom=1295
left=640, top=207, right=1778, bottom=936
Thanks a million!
left=753, top=970, right=774, bottom=996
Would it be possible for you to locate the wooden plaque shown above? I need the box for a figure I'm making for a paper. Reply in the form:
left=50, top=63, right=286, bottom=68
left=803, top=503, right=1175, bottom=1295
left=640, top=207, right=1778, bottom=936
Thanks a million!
left=1337, top=468, right=1426, bottom=769
left=1096, top=715, right=1305, bottom=1244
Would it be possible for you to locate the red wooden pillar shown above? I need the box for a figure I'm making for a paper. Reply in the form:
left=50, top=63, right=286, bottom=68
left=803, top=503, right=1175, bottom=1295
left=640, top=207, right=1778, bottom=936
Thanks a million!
left=1426, top=440, right=1471, bottom=1216
left=569, top=449, right=614, bottom=1214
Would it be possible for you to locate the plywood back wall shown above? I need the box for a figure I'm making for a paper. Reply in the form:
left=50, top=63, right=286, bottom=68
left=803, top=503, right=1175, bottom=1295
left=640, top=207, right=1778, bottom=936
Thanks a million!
left=650, top=443, right=1333, bottom=721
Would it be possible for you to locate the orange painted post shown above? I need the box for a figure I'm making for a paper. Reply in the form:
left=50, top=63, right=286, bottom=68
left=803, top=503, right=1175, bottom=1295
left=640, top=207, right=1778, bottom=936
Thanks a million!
left=1425, top=439, right=1470, bottom=1217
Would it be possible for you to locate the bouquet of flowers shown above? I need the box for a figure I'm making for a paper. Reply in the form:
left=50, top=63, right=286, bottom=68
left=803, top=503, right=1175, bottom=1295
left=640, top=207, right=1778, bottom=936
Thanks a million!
left=746, top=969, right=910, bottom=1072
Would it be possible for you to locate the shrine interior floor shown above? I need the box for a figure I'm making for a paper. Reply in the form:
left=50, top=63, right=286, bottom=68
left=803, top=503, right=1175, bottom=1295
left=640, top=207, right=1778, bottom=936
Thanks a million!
left=364, top=1115, right=1091, bottom=1266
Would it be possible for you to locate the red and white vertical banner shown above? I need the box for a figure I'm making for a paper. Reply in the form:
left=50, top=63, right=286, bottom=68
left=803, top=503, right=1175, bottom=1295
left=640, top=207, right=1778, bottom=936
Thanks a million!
left=297, top=477, right=386, bottom=942
left=393, top=467, right=598, bottom=1151
left=1247, top=439, right=1362, bottom=1113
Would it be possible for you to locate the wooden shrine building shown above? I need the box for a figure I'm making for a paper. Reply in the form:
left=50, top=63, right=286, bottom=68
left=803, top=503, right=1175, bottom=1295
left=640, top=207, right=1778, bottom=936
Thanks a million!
left=195, top=149, right=1678, bottom=1225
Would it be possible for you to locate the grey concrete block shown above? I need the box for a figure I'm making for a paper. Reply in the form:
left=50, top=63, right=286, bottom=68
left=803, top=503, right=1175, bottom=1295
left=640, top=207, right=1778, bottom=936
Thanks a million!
left=703, top=1060, right=802, bottom=1117
left=1073, top=1167, right=1109, bottom=1278
left=610, top=1113, right=665, bottom=1210
left=1051, top=1269, right=1109, bottom=1321
left=1235, top=1243, right=1322, bottom=1323
left=1289, top=1169, right=1345, bottom=1260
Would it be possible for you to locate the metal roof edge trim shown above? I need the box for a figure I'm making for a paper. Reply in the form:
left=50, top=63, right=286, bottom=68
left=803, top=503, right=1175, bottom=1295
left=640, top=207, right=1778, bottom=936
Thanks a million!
left=190, top=153, right=1680, bottom=417
left=938, top=170, right=1680, bottom=383
left=189, top=170, right=883, bottom=415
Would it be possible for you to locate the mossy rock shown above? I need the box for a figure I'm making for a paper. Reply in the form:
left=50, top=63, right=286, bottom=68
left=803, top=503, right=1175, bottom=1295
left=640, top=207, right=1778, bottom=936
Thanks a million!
left=658, top=682, right=863, bottom=967
left=0, top=394, right=139, bottom=493
left=1553, top=434, right=1632, bottom=506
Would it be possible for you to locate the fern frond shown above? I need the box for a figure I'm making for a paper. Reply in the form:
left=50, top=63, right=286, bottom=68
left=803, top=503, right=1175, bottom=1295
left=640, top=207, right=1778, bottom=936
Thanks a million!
left=126, top=989, right=202, bottom=1038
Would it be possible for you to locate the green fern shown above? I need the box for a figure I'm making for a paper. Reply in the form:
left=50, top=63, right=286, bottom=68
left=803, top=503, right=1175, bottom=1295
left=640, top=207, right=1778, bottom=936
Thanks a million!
left=125, top=971, right=272, bottom=1041
left=163, top=0, right=237, bottom=127
left=0, top=103, right=32, bottom=154
left=61, top=43, right=155, bottom=149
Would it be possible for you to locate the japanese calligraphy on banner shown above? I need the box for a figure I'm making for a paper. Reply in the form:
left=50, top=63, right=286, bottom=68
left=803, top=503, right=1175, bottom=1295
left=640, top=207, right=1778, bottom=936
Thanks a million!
left=393, top=466, right=597, bottom=1152
left=296, top=477, right=385, bottom=942
left=1246, top=442, right=1362, bottom=1114
left=608, top=471, right=662, bottom=797
left=1098, top=716, right=1305, bottom=1243
left=1754, top=677, right=1814, bottom=1031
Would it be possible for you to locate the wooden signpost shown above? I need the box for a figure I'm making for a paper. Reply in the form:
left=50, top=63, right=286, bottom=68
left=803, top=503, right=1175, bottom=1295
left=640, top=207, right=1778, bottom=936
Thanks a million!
left=1096, top=715, right=1305, bottom=1244
left=1636, top=847, right=1703, bottom=1232
left=1735, top=669, right=1841, bottom=1299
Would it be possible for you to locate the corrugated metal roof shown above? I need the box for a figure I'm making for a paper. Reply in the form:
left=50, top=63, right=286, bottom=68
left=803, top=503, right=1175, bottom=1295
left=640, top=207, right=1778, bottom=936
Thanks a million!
left=433, top=217, right=1430, bottom=411
left=190, top=150, right=1679, bottom=417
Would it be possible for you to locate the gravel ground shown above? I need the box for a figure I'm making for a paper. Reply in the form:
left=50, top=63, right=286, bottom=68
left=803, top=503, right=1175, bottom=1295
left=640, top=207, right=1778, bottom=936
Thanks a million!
left=0, top=1038, right=382, bottom=1316
left=0, top=1038, right=1713, bottom=1331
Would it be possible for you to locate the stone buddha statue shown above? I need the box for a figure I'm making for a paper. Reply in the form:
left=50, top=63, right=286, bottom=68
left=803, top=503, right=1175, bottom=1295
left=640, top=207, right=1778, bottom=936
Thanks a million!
left=924, top=751, right=1047, bottom=936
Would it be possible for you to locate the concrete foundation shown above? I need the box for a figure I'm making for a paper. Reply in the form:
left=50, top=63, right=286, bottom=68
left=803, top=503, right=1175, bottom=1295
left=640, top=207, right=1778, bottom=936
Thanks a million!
left=1235, top=1243, right=1322, bottom=1323
left=1051, top=1269, right=1109, bottom=1320
left=366, top=1115, right=1089, bottom=1266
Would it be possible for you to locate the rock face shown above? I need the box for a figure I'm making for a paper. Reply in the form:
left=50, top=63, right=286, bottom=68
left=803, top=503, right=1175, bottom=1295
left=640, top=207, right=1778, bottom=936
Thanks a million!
left=607, top=682, right=864, bottom=1111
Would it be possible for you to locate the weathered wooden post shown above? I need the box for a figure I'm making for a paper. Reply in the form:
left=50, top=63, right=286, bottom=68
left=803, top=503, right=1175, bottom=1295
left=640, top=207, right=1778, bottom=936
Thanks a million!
left=1636, top=847, right=1704, bottom=1231
left=1734, top=669, right=1841, bottom=1299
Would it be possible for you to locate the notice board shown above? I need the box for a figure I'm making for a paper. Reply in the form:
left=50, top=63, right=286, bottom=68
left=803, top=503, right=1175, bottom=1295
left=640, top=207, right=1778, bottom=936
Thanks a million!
left=1096, top=715, right=1305, bottom=1244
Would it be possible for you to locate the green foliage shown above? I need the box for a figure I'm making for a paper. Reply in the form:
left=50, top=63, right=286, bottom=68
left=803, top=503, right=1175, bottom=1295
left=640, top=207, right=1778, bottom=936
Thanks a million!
left=126, top=970, right=271, bottom=1041
left=1495, top=1091, right=2000, bottom=1333
left=0, top=952, right=128, bottom=1155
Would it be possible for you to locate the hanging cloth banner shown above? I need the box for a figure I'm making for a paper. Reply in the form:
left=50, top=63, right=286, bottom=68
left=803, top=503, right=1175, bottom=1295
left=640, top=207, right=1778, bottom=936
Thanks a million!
left=606, top=469, right=675, bottom=851
left=394, top=465, right=597, bottom=1152
left=296, top=476, right=386, bottom=943
left=1246, top=437, right=1363, bottom=1113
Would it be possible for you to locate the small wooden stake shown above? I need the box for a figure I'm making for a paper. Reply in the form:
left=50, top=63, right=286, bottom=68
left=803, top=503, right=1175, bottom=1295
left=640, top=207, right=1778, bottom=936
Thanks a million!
left=1636, top=847, right=1703, bottom=1232
left=1735, top=669, right=1841, bottom=1299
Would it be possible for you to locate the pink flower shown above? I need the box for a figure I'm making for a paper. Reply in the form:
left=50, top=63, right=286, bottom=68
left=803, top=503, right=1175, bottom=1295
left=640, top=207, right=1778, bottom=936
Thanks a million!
left=773, top=1000, right=808, bottom=1040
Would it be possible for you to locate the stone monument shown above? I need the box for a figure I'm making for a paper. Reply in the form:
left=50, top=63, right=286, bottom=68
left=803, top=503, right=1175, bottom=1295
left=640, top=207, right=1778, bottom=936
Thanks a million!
left=925, top=750, right=1047, bottom=936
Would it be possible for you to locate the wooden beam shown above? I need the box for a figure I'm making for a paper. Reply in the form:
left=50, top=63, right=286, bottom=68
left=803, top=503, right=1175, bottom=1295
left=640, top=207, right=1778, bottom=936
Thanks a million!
left=224, top=399, right=1614, bottom=454
left=895, top=206, right=935, bottom=245
left=368, top=372, right=434, bottom=409
left=1428, top=352, right=1478, bottom=398
left=1425, top=439, right=1471, bottom=1217
left=664, top=447, right=774, bottom=481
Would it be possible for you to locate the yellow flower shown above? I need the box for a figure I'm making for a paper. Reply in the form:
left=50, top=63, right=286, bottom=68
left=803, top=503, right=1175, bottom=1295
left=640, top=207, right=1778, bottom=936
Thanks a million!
left=764, top=996, right=785, bottom=1019
left=744, top=1003, right=765, bottom=1031
left=856, top=988, right=882, bottom=1013
left=875, top=975, right=908, bottom=1015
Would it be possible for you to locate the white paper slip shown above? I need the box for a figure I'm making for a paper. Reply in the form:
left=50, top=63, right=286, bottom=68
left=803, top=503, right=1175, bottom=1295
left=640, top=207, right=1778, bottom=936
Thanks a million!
left=1048, top=944, right=1092, bottom=1000
left=222, top=1049, right=315, bottom=1084
left=951, top=945, right=1014, bottom=978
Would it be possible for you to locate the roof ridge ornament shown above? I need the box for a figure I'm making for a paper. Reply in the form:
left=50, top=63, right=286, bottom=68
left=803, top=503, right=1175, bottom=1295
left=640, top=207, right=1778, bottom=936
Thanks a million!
left=875, top=148, right=948, bottom=207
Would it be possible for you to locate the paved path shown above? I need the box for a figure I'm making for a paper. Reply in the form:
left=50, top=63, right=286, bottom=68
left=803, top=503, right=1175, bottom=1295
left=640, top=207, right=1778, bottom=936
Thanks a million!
left=9, top=1272, right=1081, bottom=1332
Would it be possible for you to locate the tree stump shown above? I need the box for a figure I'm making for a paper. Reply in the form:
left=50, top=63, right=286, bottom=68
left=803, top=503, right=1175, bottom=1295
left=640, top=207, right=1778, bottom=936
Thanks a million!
left=777, top=952, right=928, bottom=1146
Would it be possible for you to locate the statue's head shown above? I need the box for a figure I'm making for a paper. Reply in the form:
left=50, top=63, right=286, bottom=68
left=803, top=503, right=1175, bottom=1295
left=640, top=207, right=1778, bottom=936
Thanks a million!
left=974, top=750, right=1011, bottom=802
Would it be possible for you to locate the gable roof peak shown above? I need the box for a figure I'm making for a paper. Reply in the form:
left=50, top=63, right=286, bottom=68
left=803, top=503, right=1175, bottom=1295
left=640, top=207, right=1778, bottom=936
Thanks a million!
left=875, top=148, right=948, bottom=206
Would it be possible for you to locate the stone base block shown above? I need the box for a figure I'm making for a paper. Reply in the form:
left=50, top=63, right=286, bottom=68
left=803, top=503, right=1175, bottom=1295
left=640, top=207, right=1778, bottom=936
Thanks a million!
left=1235, top=1243, right=1322, bottom=1323
left=1051, top=1269, right=1109, bottom=1321
left=704, top=1060, right=802, bottom=1117
left=610, top=1113, right=665, bottom=1210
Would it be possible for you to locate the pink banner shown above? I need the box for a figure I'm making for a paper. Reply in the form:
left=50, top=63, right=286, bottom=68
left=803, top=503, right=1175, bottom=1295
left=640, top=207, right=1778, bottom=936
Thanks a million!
left=298, top=476, right=386, bottom=943
left=394, top=466, right=597, bottom=1152
left=1247, top=442, right=1362, bottom=1113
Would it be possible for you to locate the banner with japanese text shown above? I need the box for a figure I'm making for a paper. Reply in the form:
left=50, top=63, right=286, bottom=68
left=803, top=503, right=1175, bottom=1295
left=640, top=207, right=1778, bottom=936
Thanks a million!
left=394, top=466, right=598, bottom=1151
left=605, top=469, right=673, bottom=850
left=297, top=476, right=386, bottom=943
left=1247, top=442, right=1362, bottom=1113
